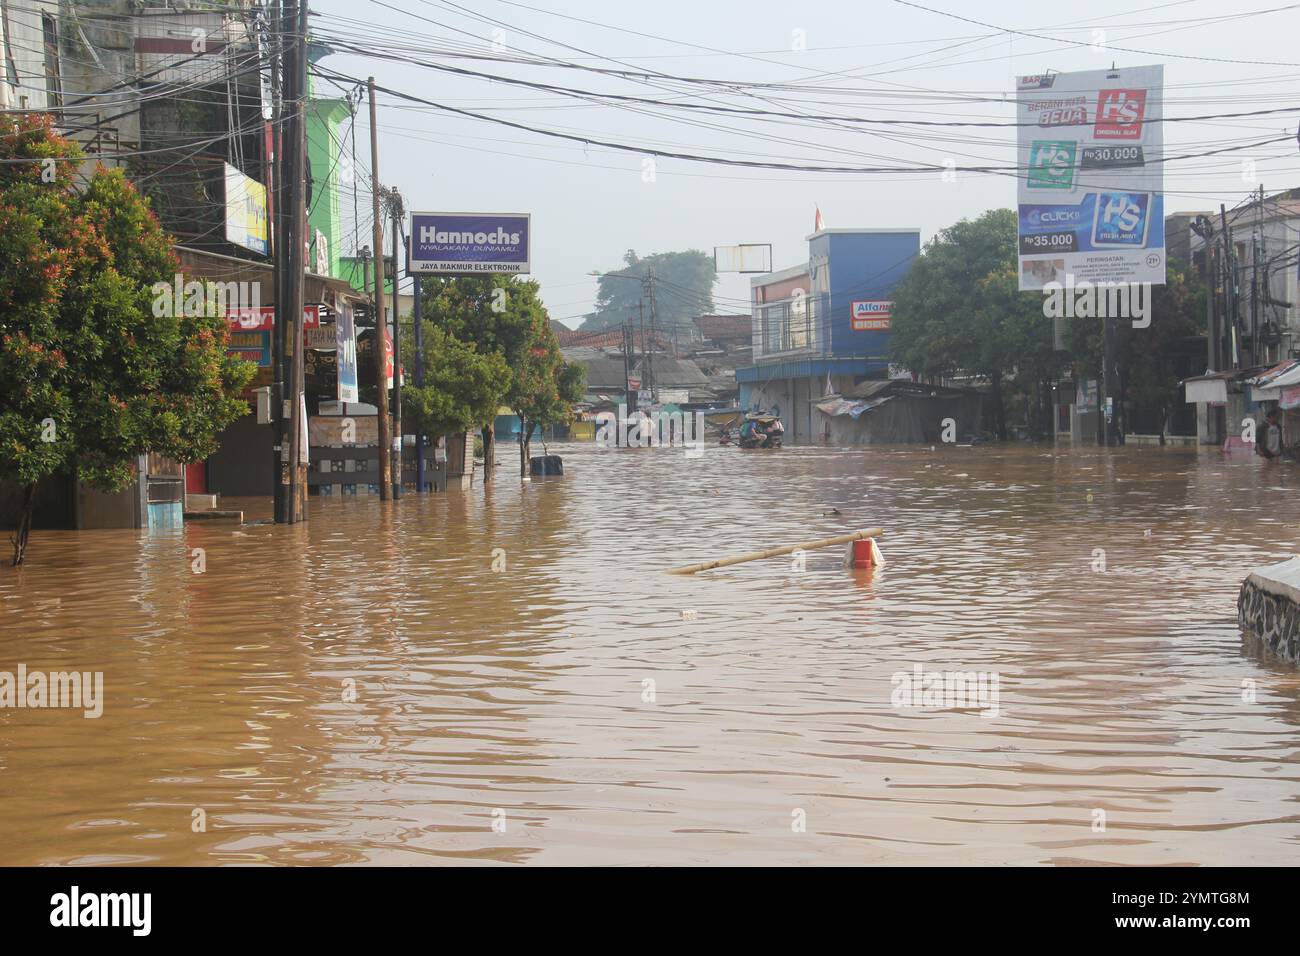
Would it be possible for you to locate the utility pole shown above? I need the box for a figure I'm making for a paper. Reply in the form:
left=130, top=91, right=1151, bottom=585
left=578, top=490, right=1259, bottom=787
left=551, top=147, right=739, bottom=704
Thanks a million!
left=1191, top=215, right=1217, bottom=371
left=643, top=267, right=658, bottom=403
left=270, top=0, right=308, bottom=523
left=635, top=301, right=645, bottom=413
left=1102, top=312, right=1120, bottom=446
left=413, top=266, right=425, bottom=492
left=389, top=187, right=404, bottom=499
left=285, top=0, right=309, bottom=523
left=1252, top=184, right=1265, bottom=364
left=623, top=320, right=637, bottom=422
left=368, top=77, right=392, bottom=500
left=1220, top=203, right=1238, bottom=369
left=269, top=0, right=287, bottom=522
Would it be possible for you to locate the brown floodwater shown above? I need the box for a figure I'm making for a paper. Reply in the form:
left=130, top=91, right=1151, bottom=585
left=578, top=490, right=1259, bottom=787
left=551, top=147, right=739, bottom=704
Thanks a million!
left=1, top=442, right=1299, bottom=866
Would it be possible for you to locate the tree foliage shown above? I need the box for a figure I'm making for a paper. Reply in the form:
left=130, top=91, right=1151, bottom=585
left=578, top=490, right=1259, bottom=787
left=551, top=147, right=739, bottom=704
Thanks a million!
left=400, top=323, right=510, bottom=439
left=581, top=249, right=716, bottom=333
left=891, top=206, right=1208, bottom=439
left=0, top=115, right=253, bottom=563
left=889, top=209, right=1061, bottom=437
left=1063, top=259, right=1205, bottom=434
left=409, top=274, right=585, bottom=475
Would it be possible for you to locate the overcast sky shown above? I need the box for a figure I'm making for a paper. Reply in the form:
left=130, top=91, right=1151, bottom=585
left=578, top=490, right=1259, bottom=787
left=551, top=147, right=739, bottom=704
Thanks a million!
left=311, top=0, right=1300, bottom=325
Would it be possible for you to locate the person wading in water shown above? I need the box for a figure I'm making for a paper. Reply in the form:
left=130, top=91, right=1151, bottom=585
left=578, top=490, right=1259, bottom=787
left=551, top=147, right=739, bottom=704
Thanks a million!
left=1256, top=408, right=1283, bottom=460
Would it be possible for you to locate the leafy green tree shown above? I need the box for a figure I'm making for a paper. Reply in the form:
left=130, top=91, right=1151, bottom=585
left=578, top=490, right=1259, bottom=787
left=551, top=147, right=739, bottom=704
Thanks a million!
left=971, top=267, right=1064, bottom=438
left=417, top=274, right=582, bottom=478
left=400, top=323, right=510, bottom=441
left=890, top=209, right=1061, bottom=437
left=581, top=249, right=716, bottom=335
left=1063, top=260, right=1205, bottom=438
left=511, top=323, right=586, bottom=475
left=0, top=115, right=253, bottom=565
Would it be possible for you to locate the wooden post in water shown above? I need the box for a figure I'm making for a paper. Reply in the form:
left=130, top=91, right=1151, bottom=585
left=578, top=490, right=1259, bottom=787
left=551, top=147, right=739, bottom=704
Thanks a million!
left=666, top=529, right=883, bottom=575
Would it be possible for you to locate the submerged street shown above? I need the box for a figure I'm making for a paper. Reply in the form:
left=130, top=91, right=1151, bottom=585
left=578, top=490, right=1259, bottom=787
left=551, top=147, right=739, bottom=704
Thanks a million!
left=2, top=444, right=1297, bottom=866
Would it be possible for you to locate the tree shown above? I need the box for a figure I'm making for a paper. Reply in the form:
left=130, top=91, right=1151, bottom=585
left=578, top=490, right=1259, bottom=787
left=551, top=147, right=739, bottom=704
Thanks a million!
left=889, top=209, right=1060, bottom=438
left=399, top=323, right=510, bottom=442
left=1063, top=260, right=1205, bottom=438
left=581, top=249, right=716, bottom=335
left=0, top=115, right=253, bottom=565
left=416, top=274, right=582, bottom=478
left=511, top=325, right=586, bottom=476
left=970, top=268, right=1064, bottom=439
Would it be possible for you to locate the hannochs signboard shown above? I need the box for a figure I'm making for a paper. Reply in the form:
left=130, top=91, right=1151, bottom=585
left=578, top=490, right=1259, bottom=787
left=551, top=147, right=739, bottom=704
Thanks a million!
left=408, top=212, right=530, bottom=275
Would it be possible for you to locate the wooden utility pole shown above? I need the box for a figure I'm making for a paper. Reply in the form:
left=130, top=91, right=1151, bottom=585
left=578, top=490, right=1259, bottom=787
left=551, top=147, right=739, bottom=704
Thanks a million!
left=368, top=77, right=392, bottom=500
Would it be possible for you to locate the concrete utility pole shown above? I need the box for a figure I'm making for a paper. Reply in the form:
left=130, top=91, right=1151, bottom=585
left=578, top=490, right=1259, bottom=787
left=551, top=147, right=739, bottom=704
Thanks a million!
left=643, top=267, right=658, bottom=403
left=413, top=266, right=425, bottom=492
left=1250, top=184, right=1264, bottom=365
left=368, top=77, right=392, bottom=500
left=1102, top=312, right=1120, bottom=446
left=271, top=0, right=308, bottom=523
left=1220, top=203, right=1238, bottom=369
left=389, top=187, right=404, bottom=499
left=270, top=0, right=287, bottom=522
left=285, top=0, right=309, bottom=522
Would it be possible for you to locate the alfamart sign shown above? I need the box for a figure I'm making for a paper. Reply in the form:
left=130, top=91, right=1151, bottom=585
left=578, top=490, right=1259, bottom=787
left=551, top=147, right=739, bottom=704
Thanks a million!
left=408, top=212, right=530, bottom=275
left=851, top=300, right=893, bottom=331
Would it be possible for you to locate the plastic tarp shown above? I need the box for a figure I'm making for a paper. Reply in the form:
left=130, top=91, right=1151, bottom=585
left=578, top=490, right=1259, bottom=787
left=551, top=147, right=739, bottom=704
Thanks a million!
left=815, top=393, right=983, bottom=444
left=815, top=396, right=893, bottom=419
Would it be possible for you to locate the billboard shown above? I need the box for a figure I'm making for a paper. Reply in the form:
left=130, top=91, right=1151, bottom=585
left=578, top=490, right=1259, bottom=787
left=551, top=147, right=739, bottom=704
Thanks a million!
left=1016, top=66, right=1164, bottom=290
left=223, top=163, right=269, bottom=256
left=336, top=302, right=359, bottom=403
left=715, top=243, right=773, bottom=274
left=225, top=306, right=321, bottom=331
left=408, top=212, right=530, bottom=275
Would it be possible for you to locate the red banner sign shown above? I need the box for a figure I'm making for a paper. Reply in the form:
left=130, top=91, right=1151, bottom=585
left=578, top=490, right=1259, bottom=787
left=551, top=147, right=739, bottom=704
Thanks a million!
left=226, top=306, right=321, bottom=331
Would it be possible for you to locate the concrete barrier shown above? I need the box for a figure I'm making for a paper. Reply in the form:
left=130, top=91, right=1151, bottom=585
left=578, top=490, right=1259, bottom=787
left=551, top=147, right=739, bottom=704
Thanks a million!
left=1238, top=556, right=1300, bottom=665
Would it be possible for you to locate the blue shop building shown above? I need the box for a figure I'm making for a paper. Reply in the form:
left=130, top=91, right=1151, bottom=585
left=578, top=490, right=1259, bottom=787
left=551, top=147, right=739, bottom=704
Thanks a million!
left=737, top=227, right=920, bottom=443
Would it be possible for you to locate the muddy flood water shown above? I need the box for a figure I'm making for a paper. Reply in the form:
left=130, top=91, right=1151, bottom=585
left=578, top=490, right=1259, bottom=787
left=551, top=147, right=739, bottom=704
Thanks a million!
left=2, top=442, right=1299, bottom=866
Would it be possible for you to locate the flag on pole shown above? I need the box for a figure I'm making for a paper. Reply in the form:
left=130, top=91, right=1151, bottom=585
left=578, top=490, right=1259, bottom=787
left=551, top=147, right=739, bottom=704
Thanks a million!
left=814, top=205, right=825, bottom=231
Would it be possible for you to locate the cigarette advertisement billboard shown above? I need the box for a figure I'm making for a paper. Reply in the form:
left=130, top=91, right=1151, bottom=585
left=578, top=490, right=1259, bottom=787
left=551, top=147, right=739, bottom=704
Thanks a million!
left=223, top=163, right=269, bottom=257
left=1016, top=66, right=1165, bottom=291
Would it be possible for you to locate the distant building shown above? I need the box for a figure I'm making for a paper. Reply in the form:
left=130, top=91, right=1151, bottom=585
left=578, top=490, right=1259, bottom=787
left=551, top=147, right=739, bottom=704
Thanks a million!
left=693, top=314, right=752, bottom=351
left=1183, top=189, right=1300, bottom=445
left=737, top=227, right=921, bottom=443
left=1164, top=210, right=1214, bottom=267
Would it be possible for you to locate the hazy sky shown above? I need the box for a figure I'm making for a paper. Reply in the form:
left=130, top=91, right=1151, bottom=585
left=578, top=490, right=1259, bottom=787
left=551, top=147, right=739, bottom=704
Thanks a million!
left=311, top=0, right=1300, bottom=325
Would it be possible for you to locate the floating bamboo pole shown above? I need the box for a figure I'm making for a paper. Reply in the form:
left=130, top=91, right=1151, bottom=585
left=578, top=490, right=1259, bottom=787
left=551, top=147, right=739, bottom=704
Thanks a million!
left=666, top=528, right=883, bottom=575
